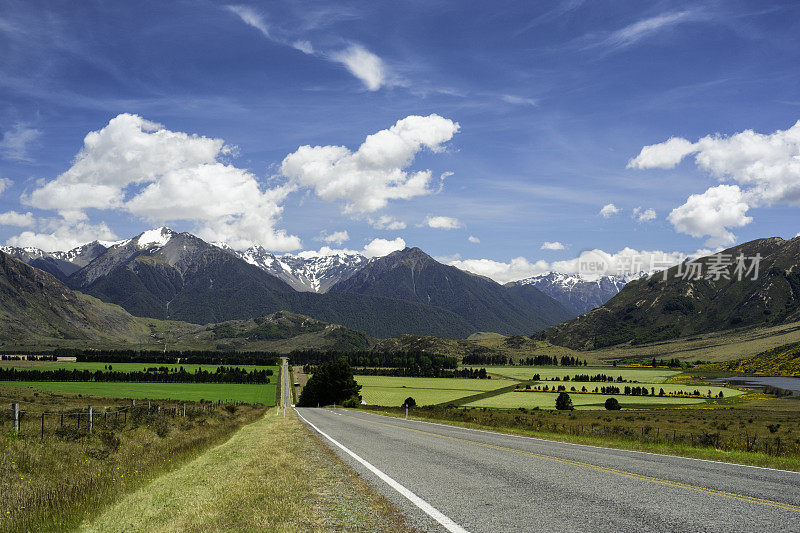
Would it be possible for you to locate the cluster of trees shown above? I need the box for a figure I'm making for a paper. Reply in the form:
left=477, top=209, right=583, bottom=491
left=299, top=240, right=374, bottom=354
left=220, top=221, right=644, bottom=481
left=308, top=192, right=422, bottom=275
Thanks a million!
left=290, top=349, right=458, bottom=369
left=60, top=349, right=280, bottom=366
left=343, top=366, right=489, bottom=379
left=0, top=366, right=272, bottom=384
left=461, top=354, right=510, bottom=365
left=298, top=359, right=361, bottom=407
left=0, top=355, right=58, bottom=361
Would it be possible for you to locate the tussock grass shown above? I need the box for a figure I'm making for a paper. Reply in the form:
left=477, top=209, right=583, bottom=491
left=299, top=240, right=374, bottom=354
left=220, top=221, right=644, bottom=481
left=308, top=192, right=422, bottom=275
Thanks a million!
left=82, top=411, right=412, bottom=532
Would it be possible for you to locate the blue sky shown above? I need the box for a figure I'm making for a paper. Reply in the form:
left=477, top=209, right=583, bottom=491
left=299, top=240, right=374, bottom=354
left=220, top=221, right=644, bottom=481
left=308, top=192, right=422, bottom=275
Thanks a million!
left=1, top=0, right=799, bottom=281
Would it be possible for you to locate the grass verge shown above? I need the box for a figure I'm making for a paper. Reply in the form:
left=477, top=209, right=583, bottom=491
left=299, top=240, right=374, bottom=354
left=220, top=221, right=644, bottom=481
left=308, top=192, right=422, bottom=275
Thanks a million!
left=0, top=388, right=265, bottom=533
left=81, top=410, right=413, bottom=532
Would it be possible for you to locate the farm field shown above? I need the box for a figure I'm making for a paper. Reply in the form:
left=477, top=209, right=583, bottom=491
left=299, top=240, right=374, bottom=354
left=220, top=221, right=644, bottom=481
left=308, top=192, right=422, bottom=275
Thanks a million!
left=465, top=365, right=681, bottom=383
left=355, top=375, right=511, bottom=406
left=464, top=391, right=710, bottom=410
left=0, top=381, right=277, bottom=404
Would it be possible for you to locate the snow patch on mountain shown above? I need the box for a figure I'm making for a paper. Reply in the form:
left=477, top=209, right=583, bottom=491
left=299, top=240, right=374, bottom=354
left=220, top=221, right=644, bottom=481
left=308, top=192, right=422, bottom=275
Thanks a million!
left=215, top=244, right=368, bottom=292
left=517, top=272, right=642, bottom=316
left=137, top=227, right=175, bottom=248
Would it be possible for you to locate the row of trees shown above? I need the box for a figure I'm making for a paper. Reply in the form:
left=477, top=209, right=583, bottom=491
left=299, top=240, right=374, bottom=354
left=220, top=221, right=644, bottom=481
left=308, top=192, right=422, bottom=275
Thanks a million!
left=463, top=354, right=588, bottom=366
left=290, top=349, right=458, bottom=370
left=0, top=366, right=273, bottom=384
left=533, top=373, right=629, bottom=383
left=308, top=365, right=490, bottom=379
left=0, top=355, right=58, bottom=361
left=64, top=350, right=280, bottom=366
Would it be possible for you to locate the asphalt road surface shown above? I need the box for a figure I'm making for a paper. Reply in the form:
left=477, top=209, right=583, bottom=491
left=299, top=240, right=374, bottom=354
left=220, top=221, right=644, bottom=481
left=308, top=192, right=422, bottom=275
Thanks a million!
left=280, top=359, right=292, bottom=411
left=296, top=408, right=800, bottom=532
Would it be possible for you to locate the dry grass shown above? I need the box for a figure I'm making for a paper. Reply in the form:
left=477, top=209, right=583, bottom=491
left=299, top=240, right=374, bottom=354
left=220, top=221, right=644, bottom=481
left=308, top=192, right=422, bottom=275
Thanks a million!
left=81, top=410, right=414, bottom=532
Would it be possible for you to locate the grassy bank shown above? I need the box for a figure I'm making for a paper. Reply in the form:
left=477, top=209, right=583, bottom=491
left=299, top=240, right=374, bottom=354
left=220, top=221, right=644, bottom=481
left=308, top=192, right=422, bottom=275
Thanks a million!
left=0, top=387, right=266, bottom=532
left=81, top=410, right=413, bottom=532
left=362, top=398, right=800, bottom=472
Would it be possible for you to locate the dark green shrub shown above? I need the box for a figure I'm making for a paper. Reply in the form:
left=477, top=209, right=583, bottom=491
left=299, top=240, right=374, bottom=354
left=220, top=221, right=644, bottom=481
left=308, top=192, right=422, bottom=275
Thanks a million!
left=403, top=397, right=417, bottom=408
left=341, top=396, right=361, bottom=408
left=605, top=398, right=621, bottom=410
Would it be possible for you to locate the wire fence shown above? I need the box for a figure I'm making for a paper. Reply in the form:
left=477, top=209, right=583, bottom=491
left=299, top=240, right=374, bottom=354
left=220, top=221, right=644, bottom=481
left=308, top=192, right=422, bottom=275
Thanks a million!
left=0, top=399, right=257, bottom=438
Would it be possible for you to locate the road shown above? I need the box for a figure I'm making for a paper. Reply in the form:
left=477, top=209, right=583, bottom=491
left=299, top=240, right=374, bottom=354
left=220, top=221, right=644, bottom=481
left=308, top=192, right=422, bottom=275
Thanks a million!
left=280, top=358, right=292, bottom=411
left=296, top=408, right=800, bottom=532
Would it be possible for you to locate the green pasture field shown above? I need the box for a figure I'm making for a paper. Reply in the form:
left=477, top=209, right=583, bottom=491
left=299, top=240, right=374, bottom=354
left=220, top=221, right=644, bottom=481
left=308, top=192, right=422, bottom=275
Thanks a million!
left=355, top=375, right=511, bottom=407
left=465, top=365, right=681, bottom=383
left=463, top=391, right=710, bottom=410
left=0, top=361, right=278, bottom=373
left=0, top=381, right=277, bottom=404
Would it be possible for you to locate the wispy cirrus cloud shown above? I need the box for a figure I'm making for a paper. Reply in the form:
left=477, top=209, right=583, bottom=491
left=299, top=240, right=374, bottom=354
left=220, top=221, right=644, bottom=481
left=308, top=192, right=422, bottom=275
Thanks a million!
left=0, top=122, right=41, bottom=162
left=225, top=4, right=389, bottom=91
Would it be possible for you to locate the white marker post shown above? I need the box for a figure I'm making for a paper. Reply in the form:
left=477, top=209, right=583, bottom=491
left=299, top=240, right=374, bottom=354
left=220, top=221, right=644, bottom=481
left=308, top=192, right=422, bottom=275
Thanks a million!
left=405, top=404, right=408, bottom=420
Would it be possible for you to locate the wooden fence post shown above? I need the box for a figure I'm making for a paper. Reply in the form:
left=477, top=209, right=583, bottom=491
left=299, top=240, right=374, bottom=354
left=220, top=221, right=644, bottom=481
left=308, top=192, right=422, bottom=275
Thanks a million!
left=88, top=406, right=93, bottom=434
left=12, top=403, right=19, bottom=433
left=182, top=403, right=186, bottom=417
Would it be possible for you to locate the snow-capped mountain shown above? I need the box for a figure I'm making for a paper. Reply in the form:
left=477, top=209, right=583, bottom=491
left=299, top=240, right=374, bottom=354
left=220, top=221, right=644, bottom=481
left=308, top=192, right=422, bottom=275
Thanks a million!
left=516, top=272, right=637, bottom=316
left=1, top=242, right=109, bottom=280
left=0, top=227, right=178, bottom=281
left=220, top=245, right=368, bottom=293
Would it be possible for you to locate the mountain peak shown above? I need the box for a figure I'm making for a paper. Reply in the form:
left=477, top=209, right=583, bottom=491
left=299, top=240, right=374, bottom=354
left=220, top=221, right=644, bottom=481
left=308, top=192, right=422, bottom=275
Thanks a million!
left=136, top=227, right=176, bottom=248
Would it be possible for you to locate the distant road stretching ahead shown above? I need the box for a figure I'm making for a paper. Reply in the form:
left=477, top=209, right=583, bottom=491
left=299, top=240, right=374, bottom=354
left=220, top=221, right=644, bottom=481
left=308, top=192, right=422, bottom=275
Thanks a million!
left=296, top=408, right=800, bottom=532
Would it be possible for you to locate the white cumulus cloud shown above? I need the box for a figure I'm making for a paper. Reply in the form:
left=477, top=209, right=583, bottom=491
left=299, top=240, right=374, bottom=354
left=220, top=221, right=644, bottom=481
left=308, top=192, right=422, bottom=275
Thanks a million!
left=630, top=120, right=800, bottom=244
left=0, top=211, right=34, bottom=227
left=541, top=241, right=566, bottom=250
left=281, top=114, right=460, bottom=213
left=633, top=207, right=656, bottom=223
left=468, top=235, right=480, bottom=243
left=627, top=137, right=696, bottom=169
left=294, top=236, right=406, bottom=259
left=667, top=185, right=751, bottom=246
left=6, top=220, right=117, bottom=252
left=425, top=215, right=462, bottom=230
left=18, top=113, right=300, bottom=251
left=599, top=203, right=620, bottom=217
left=445, top=247, right=696, bottom=284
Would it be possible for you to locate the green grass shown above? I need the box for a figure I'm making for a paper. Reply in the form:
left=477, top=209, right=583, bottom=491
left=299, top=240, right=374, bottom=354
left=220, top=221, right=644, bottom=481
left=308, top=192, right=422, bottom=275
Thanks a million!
left=465, top=365, right=681, bottom=383
left=355, top=376, right=512, bottom=407
left=0, top=381, right=276, bottom=404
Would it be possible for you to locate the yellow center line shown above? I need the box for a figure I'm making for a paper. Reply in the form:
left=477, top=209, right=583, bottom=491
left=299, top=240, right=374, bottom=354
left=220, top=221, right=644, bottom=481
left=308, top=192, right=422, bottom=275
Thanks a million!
left=340, top=411, right=800, bottom=514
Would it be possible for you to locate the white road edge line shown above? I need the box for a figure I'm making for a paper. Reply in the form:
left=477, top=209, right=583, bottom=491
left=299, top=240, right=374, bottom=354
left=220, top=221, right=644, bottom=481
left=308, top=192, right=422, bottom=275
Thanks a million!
left=341, top=409, right=800, bottom=476
left=295, top=409, right=469, bottom=533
